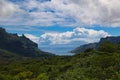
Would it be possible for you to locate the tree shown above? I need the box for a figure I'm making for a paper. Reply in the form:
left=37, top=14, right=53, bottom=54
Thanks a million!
left=117, top=42, right=120, bottom=50
left=84, top=48, right=94, bottom=53
left=98, top=41, right=116, bottom=53
left=15, top=71, right=33, bottom=80
left=37, top=73, right=49, bottom=80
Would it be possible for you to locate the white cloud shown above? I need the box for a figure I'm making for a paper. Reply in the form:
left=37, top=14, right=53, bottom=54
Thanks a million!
left=0, top=0, right=17, bottom=17
left=68, top=0, right=120, bottom=26
left=24, top=34, right=39, bottom=43
left=39, top=27, right=110, bottom=45
left=0, top=0, right=120, bottom=27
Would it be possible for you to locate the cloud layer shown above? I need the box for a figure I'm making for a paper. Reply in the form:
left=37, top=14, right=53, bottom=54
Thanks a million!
left=0, top=0, right=120, bottom=27
left=39, top=27, right=110, bottom=45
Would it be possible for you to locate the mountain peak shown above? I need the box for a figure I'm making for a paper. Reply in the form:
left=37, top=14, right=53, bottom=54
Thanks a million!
left=0, top=27, right=7, bottom=34
left=99, top=36, right=120, bottom=44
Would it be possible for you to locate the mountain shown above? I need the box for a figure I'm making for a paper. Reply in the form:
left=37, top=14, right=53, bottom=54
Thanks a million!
left=71, top=36, right=120, bottom=53
left=0, top=27, right=54, bottom=58
left=97, top=36, right=120, bottom=45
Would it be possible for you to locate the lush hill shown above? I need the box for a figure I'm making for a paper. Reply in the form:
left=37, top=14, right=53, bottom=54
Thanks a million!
left=71, top=36, right=120, bottom=53
left=0, top=27, right=54, bottom=58
left=0, top=41, right=120, bottom=80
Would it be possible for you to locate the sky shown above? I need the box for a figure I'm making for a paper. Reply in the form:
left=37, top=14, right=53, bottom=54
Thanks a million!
left=0, top=0, right=120, bottom=55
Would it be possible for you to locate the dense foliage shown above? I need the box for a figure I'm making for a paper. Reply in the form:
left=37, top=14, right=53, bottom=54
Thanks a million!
left=0, top=41, right=120, bottom=80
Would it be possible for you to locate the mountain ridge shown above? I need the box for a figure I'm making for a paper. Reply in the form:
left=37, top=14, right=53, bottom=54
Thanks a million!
left=71, top=36, right=120, bottom=53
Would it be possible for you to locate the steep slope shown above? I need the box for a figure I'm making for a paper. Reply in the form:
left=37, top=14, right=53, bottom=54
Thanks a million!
left=71, top=36, right=120, bottom=53
left=71, top=43, right=97, bottom=53
left=0, top=27, right=54, bottom=58
left=0, top=49, right=20, bottom=60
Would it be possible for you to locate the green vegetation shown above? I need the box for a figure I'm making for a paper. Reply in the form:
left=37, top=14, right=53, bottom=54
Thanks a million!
left=0, top=41, right=120, bottom=80
left=98, top=41, right=116, bottom=53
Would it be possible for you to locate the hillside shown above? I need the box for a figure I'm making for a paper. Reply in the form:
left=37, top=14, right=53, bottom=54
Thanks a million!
left=0, top=41, right=120, bottom=80
left=71, top=43, right=97, bottom=53
left=0, top=27, right=54, bottom=58
left=71, top=36, right=120, bottom=53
